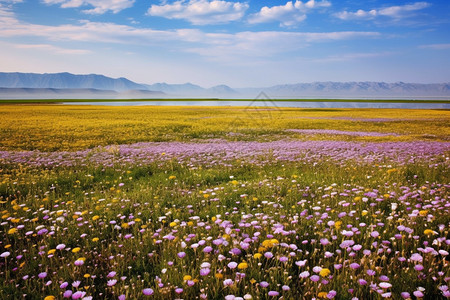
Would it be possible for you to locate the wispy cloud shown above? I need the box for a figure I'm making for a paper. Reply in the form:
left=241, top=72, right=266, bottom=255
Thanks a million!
left=248, top=0, right=331, bottom=27
left=0, top=0, right=24, bottom=3
left=14, top=43, right=91, bottom=54
left=147, top=0, right=249, bottom=25
left=335, top=2, right=431, bottom=21
left=312, top=51, right=395, bottom=63
left=42, top=0, right=135, bottom=14
left=0, top=4, right=379, bottom=59
left=419, top=43, right=450, bottom=50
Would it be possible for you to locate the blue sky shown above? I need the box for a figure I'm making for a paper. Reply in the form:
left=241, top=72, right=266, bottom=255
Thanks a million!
left=0, top=0, right=449, bottom=87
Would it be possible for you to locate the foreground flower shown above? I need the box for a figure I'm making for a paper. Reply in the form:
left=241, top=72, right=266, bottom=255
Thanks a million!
left=143, top=288, right=154, bottom=296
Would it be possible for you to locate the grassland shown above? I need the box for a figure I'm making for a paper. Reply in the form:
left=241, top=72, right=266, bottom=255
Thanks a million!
left=0, top=104, right=449, bottom=300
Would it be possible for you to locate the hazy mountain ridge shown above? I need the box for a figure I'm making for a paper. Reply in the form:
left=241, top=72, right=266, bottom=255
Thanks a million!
left=0, top=72, right=148, bottom=91
left=0, top=72, right=449, bottom=99
left=261, top=82, right=450, bottom=97
left=0, top=87, right=164, bottom=99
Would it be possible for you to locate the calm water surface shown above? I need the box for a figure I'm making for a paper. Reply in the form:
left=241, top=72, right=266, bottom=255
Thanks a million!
left=63, top=100, right=450, bottom=109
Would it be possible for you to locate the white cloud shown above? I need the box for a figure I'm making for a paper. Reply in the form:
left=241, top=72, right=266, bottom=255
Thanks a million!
left=335, top=2, right=431, bottom=21
left=419, top=43, right=450, bottom=50
left=248, top=0, right=331, bottom=27
left=147, top=0, right=249, bottom=25
left=42, top=0, right=135, bottom=14
left=0, top=4, right=380, bottom=63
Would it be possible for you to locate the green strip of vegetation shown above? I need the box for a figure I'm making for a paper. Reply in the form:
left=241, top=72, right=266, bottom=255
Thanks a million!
left=0, top=98, right=449, bottom=104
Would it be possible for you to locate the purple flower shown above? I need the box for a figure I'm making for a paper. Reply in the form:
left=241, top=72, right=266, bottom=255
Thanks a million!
left=56, top=244, right=66, bottom=250
left=118, top=295, right=126, bottom=300
left=260, top=281, right=269, bottom=288
left=414, top=264, right=424, bottom=271
left=327, top=290, right=337, bottom=299
left=350, top=263, right=360, bottom=269
left=142, top=288, right=154, bottom=296
left=38, top=272, right=47, bottom=279
left=279, top=256, right=288, bottom=262
left=63, top=290, right=73, bottom=298
left=60, top=282, right=69, bottom=289
left=229, top=248, right=241, bottom=255
left=300, top=271, right=310, bottom=278
left=107, top=271, right=116, bottom=278
left=175, top=288, right=183, bottom=294
left=282, top=285, right=290, bottom=291
left=228, top=262, right=238, bottom=269
left=268, top=291, right=279, bottom=296
left=413, top=291, right=424, bottom=298
left=223, top=279, right=234, bottom=286
left=203, top=246, right=213, bottom=253
left=358, top=279, right=367, bottom=285
left=264, top=252, right=273, bottom=259
left=371, top=231, right=379, bottom=238
left=177, top=252, right=186, bottom=258
left=411, top=253, right=423, bottom=262
left=107, top=279, right=117, bottom=287
left=401, top=292, right=411, bottom=299
left=310, top=275, right=320, bottom=282
left=71, top=291, right=86, bottom=299
left=200, top=268, right=210, bottom=276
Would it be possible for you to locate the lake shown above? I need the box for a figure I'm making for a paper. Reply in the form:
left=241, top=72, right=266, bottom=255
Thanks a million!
left=63, top=100, right=450, bottom=109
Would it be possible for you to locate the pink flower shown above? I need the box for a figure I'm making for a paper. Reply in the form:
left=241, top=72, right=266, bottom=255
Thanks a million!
left=142, top=288, right=154, bottom=296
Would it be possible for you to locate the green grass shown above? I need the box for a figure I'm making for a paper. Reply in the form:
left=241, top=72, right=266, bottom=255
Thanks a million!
left=0, top=98, right=449, bottom=104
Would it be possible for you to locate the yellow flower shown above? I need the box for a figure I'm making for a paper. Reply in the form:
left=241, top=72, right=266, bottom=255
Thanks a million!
left=92, top=237, right=99, bottom=242
left=84, top=273, right=90, bottom=278
left=47, top=249, right=56, bottom=255
left=334, top=221, right=342, bottom=229
left=231, top=180, right=238, bottom=185
left=72, top=247, right=81, bottom=253
left=215, top=273, right=223, bottom=279
left=169, top=175, right=176, bottom=180
left=362, top=210, right=368, bottom=216
left=424, top=229, right=437, bottom=235
left=318, top=292, right=328, bottom=298
left=253, top=253, right=262, bottom=259
left=319, top=268, right=331, bottom=277
left=187, top=221, right=194, bottom=226
left=183, top=275, right=192, bottom=281
left=169, top=222, right=177, bottom=227
left=44, top=296, right=55, bottom=300
left=121, top=223, right=129, bottom=229
left=238, top=262, right=248, bottom=269
left=250, top=279, right=256, bottom=284
left=354, top=197, right=361, bottom=202
left=92, top=215, right=100, bottom=221
left=419, top=210, right=428, bottom=217
left=7, top=228, right=17, bottom=234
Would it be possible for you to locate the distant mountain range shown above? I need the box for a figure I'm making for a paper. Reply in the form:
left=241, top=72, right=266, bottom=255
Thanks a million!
left=0, top=72, right=449, bottom=99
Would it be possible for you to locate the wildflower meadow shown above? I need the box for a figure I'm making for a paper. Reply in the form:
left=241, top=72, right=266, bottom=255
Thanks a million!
left=0, top=105, right=449, bottom=300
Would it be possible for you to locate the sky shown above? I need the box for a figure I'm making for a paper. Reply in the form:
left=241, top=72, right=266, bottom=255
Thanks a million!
left=0, top=0, right=449, bottom=87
